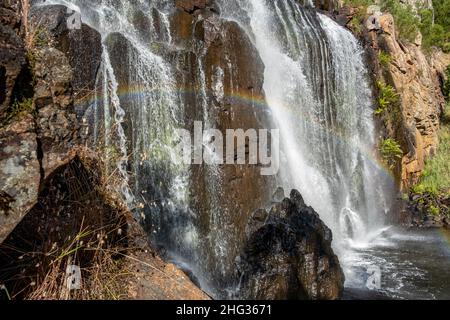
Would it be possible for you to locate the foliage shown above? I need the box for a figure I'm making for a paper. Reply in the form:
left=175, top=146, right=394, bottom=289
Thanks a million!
left=419, top=7, right=449, bottom=52
left=345, top=0, right=450, bottom=51
left=433, top=0, right=450, bottom=34
left=378, top=51, right=392, bottom=68
left=443, top=65, right=450, bottom=101
left=1, top=98, right=34, bottom=126
left=380, top=138, right=403, bottom=169
left=429, top=205, right=441, bottom=216
left=414, top=123, right=450, bottom=196
left=375, top=81, right=399, bottom=114
left=347, top=17, right=364, bottom=34
left=380, top=0, right=421, bottom=42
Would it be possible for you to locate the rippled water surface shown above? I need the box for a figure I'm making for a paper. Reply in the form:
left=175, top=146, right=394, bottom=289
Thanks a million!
left=343, top=228, right=450, bottom=300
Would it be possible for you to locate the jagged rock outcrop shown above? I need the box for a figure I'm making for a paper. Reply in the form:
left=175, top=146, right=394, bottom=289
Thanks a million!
left=30, top=4, right=103, bottom=92
left=1, top=3, right=81, bottom=243
left=0, top=0, right=30, bottom=122
left=33, top=47, right=79, bottom=178
left=0, top=0, right=37, bottom=243
left=360, top=9, right=447, bottom=189
left=237, top=190, right=345, bottom=300
left=1, top=2, right=103, bottom=243
left=0, top=115, right=41, bottom=244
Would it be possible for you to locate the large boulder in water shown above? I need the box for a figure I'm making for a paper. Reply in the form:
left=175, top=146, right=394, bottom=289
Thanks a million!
left=237, top=189, right=345, bottom=300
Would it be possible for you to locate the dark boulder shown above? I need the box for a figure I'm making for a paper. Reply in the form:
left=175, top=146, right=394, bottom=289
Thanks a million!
left=237, top=189, right=345, bottom=300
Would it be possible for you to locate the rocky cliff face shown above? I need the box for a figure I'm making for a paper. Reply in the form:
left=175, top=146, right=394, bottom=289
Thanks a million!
left=168, top=1, right=276, bottom=290
left=365, top=12, right=446, bottom=189
left=0, top=0, right=345, bottom=300
left=316, top=2, right=449, bottom=192
left=0, top=0, right=207, bottom=300
left=328, top=2, right=448, bottom=190
left=0, top=0, right=29, bottom=119
left=0, top=1, right=82, bottom=244
left=1, top=0, right=38, bottom=243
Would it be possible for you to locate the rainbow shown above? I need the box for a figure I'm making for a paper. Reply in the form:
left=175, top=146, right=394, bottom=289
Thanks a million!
left=75, top=84, right=396, bottom=182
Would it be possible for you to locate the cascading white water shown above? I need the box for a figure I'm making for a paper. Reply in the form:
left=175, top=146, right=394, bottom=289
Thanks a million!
left=36, top=0, right=201, bottom=271
left=35, top=0, right=397, bottom=295
left=218, top=0, right=395, bottom=282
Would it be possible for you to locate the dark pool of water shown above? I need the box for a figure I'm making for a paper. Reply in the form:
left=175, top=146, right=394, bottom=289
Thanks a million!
left=342, top=227, right=450, bottom=300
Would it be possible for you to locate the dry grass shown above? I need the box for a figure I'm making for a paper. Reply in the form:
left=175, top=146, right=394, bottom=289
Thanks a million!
left=26, top=226, right=132, bottom=300
left=0, top=149, right=133, bottom=300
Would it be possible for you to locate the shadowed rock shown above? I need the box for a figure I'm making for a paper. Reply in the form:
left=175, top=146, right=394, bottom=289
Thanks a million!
left=237, top=189, right=345, bottom=300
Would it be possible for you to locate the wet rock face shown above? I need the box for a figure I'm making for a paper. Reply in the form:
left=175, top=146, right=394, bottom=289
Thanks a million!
left=165, top=3, right=277, bottom=291
left=175, top=0, right=219, bottom=14
left=238, top=190, right=345, bottom=300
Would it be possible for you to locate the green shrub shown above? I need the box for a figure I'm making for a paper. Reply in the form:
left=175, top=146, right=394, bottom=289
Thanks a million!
left=443, top=42, right=450, bottom=53
left=2, top=98, right=34, bottom=126
left=378, top=51, right=392, bottom=68
left=380, top=138, right=403, bottom=169
left=380, top=0, right=421, bottom=42
left=433, top=0, right=450, bottom=33
left=429, top=205, right=441, bottom=216
left=443, top=66, right=450, bottom=100
left=416, top=124, right=450, bottom=195
left=376, top=81, right=399, bottom=114
left=420, top=8, right=449, bottom=51
left=411, top=184, right=427, bottom=195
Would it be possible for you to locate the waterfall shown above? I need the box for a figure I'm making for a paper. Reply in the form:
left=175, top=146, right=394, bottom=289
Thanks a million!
left=37, top=0, right=203, bottom=278
left=218, top=0, right=395, bottom=279
left=35, top=0, right=396, bottom=295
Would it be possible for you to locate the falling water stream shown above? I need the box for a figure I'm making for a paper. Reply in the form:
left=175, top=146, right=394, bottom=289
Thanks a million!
left=218, top=0, right=397, bottom=292
left=34, top=0, right=450, bottom=299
